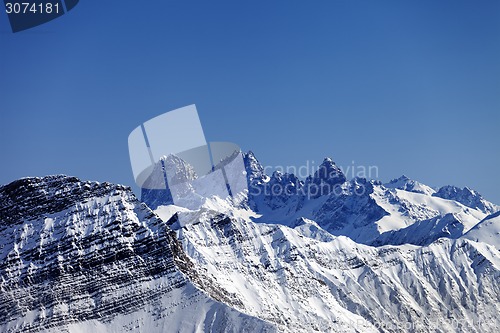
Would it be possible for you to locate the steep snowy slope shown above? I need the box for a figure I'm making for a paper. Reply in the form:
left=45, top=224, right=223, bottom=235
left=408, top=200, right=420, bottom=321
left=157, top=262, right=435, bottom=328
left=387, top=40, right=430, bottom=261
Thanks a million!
left=463, top=211, right=500, bottom=250
left=0, top=176, right=276, bottom=333
left=156, top=201, right=500, bottom=333
left=368, top=187, right=487, bottom=245
left=372, top=213, right=467, bottom=246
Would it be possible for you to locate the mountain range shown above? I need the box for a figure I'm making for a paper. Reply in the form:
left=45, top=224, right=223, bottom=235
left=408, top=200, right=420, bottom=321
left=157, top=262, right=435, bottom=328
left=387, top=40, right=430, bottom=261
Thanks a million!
left=1, top=151, right=499, bottom=332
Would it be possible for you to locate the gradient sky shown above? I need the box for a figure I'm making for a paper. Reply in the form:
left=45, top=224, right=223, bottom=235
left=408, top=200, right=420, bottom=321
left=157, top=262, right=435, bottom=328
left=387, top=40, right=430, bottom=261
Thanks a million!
left=1, top=0, right=499, bottom=203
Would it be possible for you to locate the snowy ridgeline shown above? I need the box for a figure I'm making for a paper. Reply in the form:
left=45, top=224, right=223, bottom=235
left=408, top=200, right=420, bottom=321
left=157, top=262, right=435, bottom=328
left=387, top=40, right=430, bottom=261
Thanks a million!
left=1, top=152, right=499, bottom=332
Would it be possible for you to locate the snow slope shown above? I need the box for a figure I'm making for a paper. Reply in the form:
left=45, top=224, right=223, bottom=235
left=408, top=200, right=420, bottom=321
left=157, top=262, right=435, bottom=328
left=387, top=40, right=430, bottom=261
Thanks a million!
left=463, top=211, right=500, bottom=250
left=156, top=200, right=500, bottom=333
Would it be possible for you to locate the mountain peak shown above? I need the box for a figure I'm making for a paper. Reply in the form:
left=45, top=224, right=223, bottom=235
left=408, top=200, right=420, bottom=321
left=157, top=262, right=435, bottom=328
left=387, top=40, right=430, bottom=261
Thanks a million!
left=384, top=175, right=435, bottom=196
left=246, top=150, right=257, bottom=159
left=300, top=157, right=347, bottom=199
left=312, top=157, right=346, bottom=185
left=433, top=185, right=497, bottom=214
left=243, top=151, right=266, bottom=183
left=387, top=175, right=412, bottom=184
left=322, top=157, right=334, bottom=164
left=0, top=175, right=132, bottom=227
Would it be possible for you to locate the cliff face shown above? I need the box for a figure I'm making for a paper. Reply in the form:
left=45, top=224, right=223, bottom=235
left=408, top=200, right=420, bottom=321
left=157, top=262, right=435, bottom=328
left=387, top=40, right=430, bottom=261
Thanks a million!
left=0, top=176, right=275, bottom=333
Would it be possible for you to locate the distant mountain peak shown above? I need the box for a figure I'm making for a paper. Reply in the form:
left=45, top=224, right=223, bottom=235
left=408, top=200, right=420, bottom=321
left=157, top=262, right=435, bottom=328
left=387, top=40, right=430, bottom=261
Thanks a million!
left=322, top=157, right=334, bottom=164
left=243, top=151, right=266, bottom=183
left=161, top=154, right=198, bottom=183
left=392, top=174, right=410, bottom=182
left=312, top=157, right=346, bottom=184
left=384, top=174, right=436, bottom=196
left=433, top=185, right=497, bottom=214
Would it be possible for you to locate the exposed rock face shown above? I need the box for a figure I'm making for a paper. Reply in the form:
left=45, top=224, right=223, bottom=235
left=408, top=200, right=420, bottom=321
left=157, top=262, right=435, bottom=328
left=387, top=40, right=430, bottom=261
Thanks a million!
left=0, top=176, right=276, bottom=333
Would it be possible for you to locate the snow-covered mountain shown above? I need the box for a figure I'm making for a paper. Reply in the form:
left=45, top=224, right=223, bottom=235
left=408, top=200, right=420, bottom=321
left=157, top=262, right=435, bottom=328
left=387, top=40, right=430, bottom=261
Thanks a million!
left=156, top=200, right=500, bottom=332
left=155, top=151, right=499, bottom=332
left=243, top=151, right=497, bottom=247
left=0, top=176, right=275, bottom=333
left=1, top=151, right=499, bottom=332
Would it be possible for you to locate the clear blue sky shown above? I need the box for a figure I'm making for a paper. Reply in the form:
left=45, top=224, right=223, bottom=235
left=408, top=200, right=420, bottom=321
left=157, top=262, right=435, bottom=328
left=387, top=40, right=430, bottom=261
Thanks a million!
left=1, top=0, right=499, bottom=204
